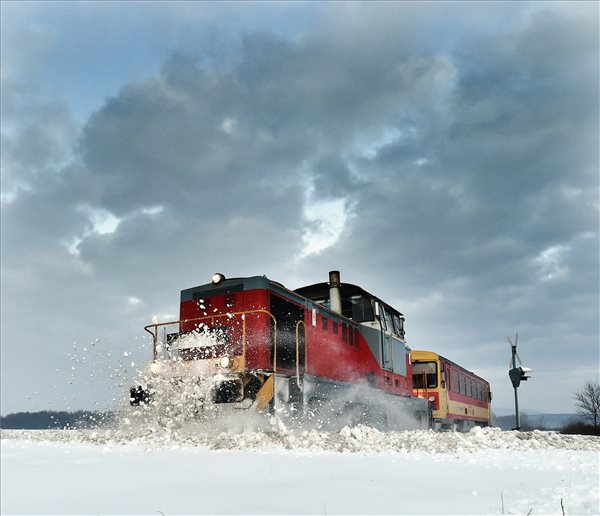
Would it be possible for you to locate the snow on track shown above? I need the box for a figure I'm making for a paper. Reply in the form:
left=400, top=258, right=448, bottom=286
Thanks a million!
left=2, top=426, right=599, bottom=515
left=2, top=425, right=599, bottom=454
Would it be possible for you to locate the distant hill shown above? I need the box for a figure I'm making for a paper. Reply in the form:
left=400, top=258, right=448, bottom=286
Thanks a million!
left=492, top=406, right=566, bottom=417
left=493, top=412, right=584, bottom=431
left=0, top=410, right=114, bottom=430
left=0, top=410, right=584, bottom=431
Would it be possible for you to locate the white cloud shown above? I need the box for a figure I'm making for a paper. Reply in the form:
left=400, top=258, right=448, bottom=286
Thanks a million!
left=139, top=205, right=164, bottom=216
left=220, top=117, right=237, bottom=135
left=64, top=205, right=165, bottom=256
left=356, top=127, right=404, bottom=160
left=0, top=184, right=30, bottom=204
left=66, top=235, right=84, bottom=257
left=84, top=207, right=121, bottom=235
left=301, top=188, right=352, bottom=257
left=65, top=206, right=121, bottom=256
left=533, top=244, right=570, bottom=282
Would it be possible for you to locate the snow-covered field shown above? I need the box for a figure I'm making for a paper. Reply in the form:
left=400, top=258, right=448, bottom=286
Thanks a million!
left=2, top=425, right=599, bottom=515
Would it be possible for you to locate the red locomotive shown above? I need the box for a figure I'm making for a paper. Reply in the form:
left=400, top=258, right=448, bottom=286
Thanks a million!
left=130, top=271, right=491, bottom=430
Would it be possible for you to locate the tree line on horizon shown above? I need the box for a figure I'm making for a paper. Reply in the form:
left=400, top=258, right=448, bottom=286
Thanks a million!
left=1, top=409, right=597, bottom=435
left=0, top=410, right=114, bottom=430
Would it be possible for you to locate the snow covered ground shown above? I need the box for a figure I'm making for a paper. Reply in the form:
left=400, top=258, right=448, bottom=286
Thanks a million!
left=2, top=425, right=599, bottom=515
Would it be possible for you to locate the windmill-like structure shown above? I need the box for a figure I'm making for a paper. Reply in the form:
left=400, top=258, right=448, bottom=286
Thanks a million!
left=508, top=332, right=532, bottom=430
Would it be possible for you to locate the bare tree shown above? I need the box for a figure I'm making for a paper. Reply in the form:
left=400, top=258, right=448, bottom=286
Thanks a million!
left=574, top=380, right=600, bottom=426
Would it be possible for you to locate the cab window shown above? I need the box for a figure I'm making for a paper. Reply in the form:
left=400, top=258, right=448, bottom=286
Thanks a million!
left=378, top=304, right=387, bottom=331
left=383, top=307, right=394, bottom=334
left=392, top=314, right=405, bottom=338
left=341, top=294, right=374, bottom=322
left=412, top=361, right=438, bottom=389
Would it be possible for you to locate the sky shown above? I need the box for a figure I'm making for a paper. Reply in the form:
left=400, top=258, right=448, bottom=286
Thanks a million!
left=1, top=1, right=598, bottom=416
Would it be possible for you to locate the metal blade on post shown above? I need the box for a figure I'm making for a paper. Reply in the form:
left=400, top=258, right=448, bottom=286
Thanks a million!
left=514, top=350, right=523, bottom=366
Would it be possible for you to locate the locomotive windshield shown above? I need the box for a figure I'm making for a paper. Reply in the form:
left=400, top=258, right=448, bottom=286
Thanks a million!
left=412, top=361, right=438, bottom=389
left=312, top=294, right=375, bottom=322
left=343, top=294, right=375, bottom=322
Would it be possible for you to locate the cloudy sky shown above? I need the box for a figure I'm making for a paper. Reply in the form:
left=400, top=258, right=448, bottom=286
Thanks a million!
left=1, top=1, right=598, bottom=416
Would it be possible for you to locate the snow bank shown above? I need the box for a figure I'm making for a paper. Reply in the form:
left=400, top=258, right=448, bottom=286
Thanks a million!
left=2, top=424, right=599, bottom=454
left=2, top=428, right=599, bottom=515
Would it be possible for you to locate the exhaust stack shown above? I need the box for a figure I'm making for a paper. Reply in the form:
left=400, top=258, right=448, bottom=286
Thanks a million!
left=329, top=270, right=342, bottom=315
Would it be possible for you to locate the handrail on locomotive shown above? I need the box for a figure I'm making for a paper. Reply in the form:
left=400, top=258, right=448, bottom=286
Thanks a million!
left=144, top=309, right=306, bottom=382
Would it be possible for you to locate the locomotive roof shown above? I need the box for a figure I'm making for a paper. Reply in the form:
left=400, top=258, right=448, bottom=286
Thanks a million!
left=294, top=282, right=404, bottom=317
left=181, top=275, right=304, bottom=304
left=181, top=275, right=404, bottom=317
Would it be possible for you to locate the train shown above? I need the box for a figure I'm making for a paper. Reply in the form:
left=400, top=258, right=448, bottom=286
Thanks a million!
left=130, top=270, right=492, bottom=430
left=412, top=350, right=492, bottom=430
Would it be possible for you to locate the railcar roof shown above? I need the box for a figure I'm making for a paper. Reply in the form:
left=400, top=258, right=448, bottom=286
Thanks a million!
left=412, top=349, right=490, bottom=385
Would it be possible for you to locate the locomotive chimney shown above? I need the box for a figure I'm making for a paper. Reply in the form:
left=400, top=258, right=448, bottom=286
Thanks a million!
left=329, top=270, right=342, bottom=315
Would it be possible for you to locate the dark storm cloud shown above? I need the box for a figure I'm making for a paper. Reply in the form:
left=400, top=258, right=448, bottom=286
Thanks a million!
left=288, top=4, right=599, bottom=408
left=1, top=2, right=597, bottom=413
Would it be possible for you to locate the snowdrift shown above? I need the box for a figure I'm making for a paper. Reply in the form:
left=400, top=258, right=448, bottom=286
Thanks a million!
left=2, top=426, right=599, bottom=515
left=2, top=424, right=600, bottom=454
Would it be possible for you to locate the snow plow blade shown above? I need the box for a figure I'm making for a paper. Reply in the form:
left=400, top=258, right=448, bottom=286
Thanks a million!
left=255, top=375, right=274, bottom=411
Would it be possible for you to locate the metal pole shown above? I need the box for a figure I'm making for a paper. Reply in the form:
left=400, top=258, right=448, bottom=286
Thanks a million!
left=512, top=344, right=520, bottom=430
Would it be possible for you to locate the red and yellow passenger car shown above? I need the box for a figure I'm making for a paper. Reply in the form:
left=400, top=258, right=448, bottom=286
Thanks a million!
left=411, top=350, right=492, bottom=430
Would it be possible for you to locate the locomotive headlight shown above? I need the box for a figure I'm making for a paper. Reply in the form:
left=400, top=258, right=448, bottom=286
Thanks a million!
left=219, top=355, right=233, bottom=369
left=212, top=273, right=225, bottom=284
left=428, top=396, right=436, bottom=402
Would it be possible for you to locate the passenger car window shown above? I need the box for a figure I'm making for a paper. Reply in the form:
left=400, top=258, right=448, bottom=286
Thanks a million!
left=451, top=368, right=459, bottom=393
left=459, top=374, right=466, bottom=395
